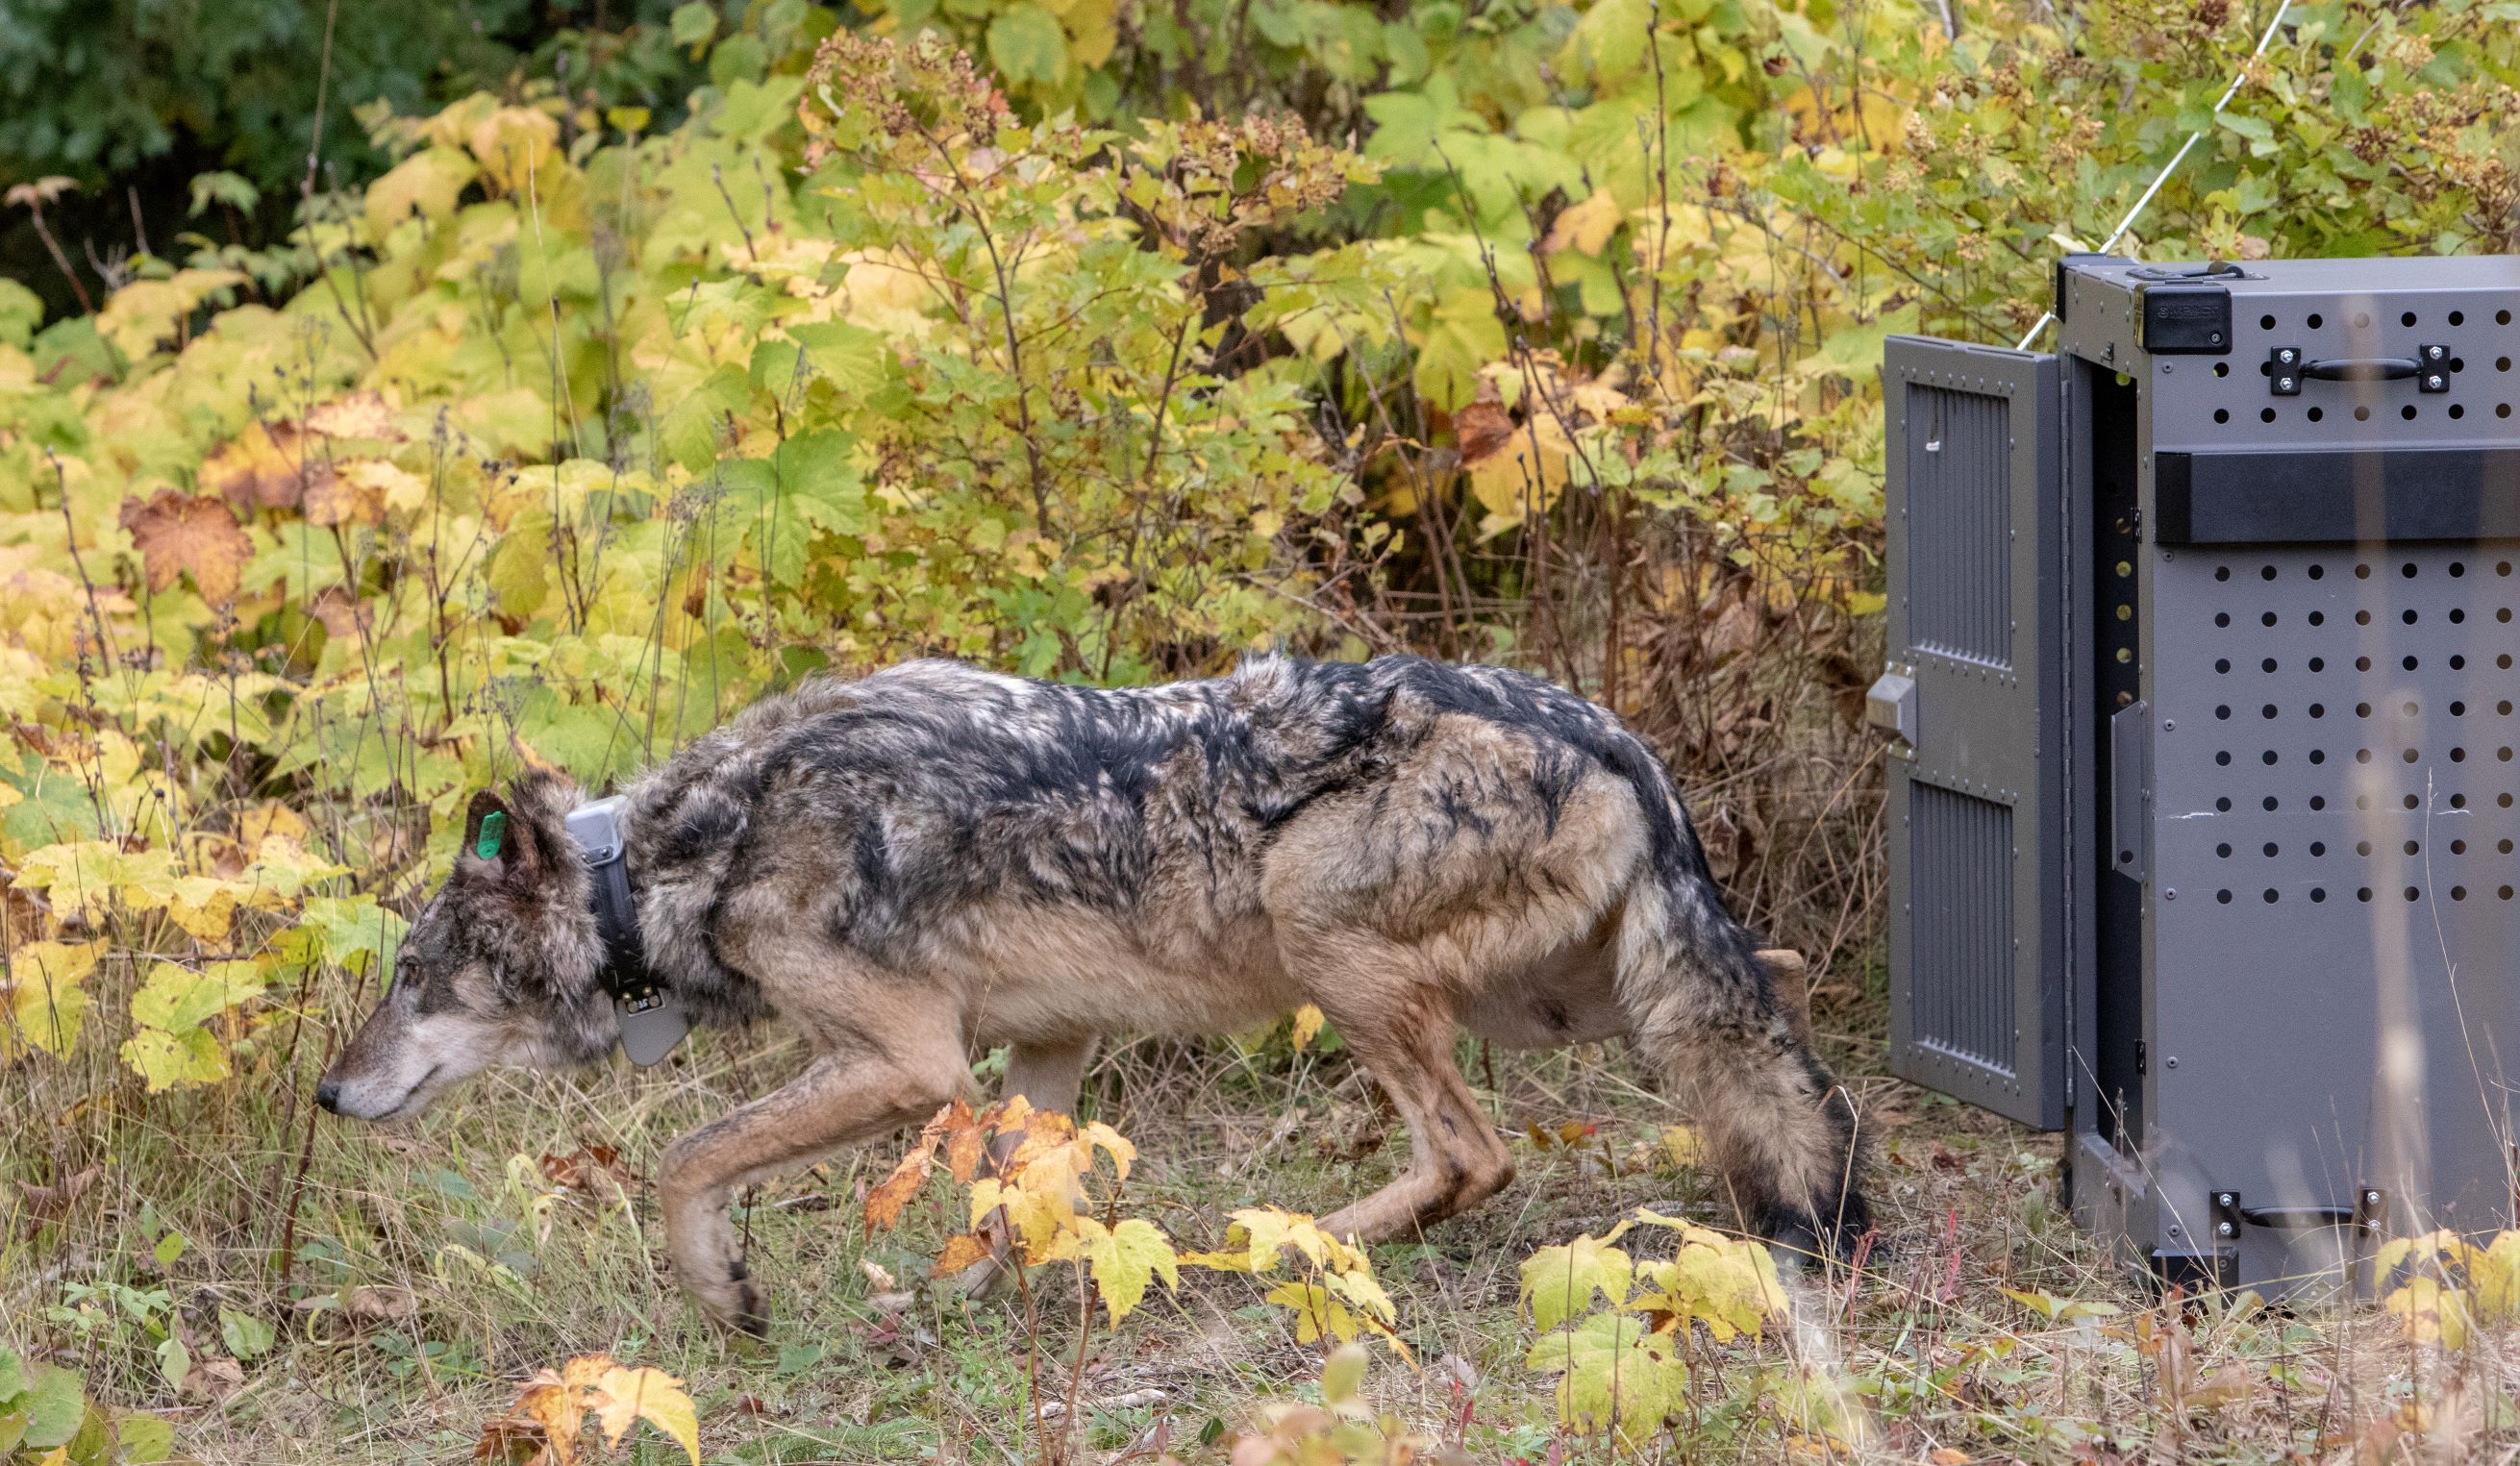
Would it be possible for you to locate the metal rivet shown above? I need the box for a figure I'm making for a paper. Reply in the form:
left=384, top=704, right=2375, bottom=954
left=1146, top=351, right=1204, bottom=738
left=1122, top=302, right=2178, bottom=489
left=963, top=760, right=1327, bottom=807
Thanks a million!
left=2164, top=1056, right=2179, bottom=1069
left=2164, top=889, right=2178, bottom=900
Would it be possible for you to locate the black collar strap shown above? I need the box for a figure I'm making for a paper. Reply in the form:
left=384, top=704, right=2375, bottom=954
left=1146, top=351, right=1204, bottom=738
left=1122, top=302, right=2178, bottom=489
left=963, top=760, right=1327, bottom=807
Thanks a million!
left=561, top=797, right=690, bottom=1066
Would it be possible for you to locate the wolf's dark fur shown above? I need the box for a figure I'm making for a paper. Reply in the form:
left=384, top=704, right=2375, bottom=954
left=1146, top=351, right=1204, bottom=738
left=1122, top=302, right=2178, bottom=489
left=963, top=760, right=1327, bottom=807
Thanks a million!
left=323, top=655, right=1870, bottom=1331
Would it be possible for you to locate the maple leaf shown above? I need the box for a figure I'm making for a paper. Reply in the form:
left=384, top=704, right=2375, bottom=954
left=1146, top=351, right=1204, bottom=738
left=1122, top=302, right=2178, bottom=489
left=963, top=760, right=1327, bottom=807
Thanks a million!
left=1075, top=1215, right=1180, bottom=1323
left=199, top=422, right=314, bottom=510
left=931, top=1231, right=997, bottom=1277
left=1519, top=1230, right=1634, bottom=1332
left=120, top=489, right=254, bottom=604
left=1524, top=1311, right=1689, bottom=1442
left=1289, top=1004, right=1325, bottom=1052
left=303, top=391, right=405, bottom=441
left=585, top=1363, right=701, bottom=1463
left=2, top=939, right=104, bottom=1058
left=1542, top=188, right=1626, bottom=256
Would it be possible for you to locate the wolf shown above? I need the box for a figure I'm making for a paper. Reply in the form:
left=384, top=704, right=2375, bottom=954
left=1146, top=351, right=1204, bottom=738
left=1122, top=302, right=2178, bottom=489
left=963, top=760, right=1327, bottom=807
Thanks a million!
left=318, top=655, right=1869, bottom=1333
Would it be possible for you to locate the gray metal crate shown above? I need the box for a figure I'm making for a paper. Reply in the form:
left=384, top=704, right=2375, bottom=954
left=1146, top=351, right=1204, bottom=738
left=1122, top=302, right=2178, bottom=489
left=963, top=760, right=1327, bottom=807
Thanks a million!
left=1879, top=256, right=2520, bottom=1295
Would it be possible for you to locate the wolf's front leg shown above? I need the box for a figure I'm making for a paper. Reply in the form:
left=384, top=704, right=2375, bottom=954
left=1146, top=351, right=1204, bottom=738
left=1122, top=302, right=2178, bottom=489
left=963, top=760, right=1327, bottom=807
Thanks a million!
left=660, top=1033, right=965, bottom=1334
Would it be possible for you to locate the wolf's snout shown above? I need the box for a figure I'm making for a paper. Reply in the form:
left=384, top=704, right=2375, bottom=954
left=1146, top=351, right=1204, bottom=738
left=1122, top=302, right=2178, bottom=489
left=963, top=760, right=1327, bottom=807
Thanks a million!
left=314, top=1076, right=343, bottom=1113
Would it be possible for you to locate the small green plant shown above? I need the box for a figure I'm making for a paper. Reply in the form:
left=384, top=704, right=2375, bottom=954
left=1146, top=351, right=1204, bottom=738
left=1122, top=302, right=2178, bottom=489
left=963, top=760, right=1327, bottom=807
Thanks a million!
left=0, top=1348, right=178, bottom=1465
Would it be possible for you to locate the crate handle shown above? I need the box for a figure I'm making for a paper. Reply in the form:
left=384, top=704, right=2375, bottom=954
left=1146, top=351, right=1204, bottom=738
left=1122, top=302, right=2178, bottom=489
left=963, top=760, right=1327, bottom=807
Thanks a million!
left=2299, top=356, right=2419, bottom=383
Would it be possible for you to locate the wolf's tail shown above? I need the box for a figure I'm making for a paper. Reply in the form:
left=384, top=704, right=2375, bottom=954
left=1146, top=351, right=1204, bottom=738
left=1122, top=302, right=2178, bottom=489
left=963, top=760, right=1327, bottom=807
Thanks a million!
left=1594, top=733, right=1870, bottom=1256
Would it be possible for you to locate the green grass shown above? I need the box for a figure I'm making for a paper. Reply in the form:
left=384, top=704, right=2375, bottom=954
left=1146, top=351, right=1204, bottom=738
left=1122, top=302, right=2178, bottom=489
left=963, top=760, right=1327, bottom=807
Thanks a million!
left=6, top=980, right=2510, bottom=1465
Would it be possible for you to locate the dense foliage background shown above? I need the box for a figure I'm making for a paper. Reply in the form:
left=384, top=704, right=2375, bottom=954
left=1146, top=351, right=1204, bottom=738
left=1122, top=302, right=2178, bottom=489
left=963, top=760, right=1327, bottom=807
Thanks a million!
left=5, top=0, right=2520, bottom=1460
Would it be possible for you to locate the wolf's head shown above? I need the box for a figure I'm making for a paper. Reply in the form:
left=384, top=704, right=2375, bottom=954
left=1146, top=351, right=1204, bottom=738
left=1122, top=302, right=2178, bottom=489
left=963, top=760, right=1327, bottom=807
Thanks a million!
left=316, top=772, right=616, bottom=1121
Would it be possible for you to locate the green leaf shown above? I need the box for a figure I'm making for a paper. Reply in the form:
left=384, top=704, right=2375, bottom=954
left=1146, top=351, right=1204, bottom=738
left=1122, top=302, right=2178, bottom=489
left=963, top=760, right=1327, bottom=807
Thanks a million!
left=987, top=3, right=1071, bottom=86
left=130, top=960, right=266, bottom=1033
left=1519, top=1231, right=1634, bottom=1332
left=219, top=1308, right=275, bottom=1361
left=0, top=1346, right=29, bottom=1402
left=115, top=1411, right=177, bottom=1463
left=19, top=1363, right=87, bottom=1450
left=671, top=1, right=719, bottom=50
left=154, top=1229, right=188, bottom=1266
left=1081, top=1216, right=1180, bottom=1323
left=1523, top=1312, right=1687, bottom=1442
left=1412, top=287, right=1506, bottom=410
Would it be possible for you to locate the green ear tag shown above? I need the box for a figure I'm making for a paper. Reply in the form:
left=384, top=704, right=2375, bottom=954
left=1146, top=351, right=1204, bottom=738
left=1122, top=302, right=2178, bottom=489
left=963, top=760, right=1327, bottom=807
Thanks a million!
left=475, top=809, right=507, bottom=859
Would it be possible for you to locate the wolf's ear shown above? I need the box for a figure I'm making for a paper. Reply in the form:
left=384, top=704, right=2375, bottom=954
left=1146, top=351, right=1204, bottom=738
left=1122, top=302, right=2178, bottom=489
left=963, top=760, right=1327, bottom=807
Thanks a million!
left=460, top=787, right=544, bottom=883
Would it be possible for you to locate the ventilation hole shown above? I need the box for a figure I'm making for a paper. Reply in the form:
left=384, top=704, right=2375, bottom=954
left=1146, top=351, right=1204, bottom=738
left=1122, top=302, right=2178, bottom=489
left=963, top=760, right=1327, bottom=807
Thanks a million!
left=2453, top=747, right=2467, bottom=762
left=2451, top=405, right=2466, bottom=419
left=2217, top=704, right=2233, bottom=720
left=2217, top=890, right=2233, bottom=905
left=2453, top=839, right=2469, bottom=855
left=2453, top=886, right=2468, bottom=902
left=2402, top=311, right=2419, bottom=327
left=2262, top=750, right=2279, bottom=765
left=2506, top=794, right=2516, bottom=808
left=2310, top=312, right=2326, bottom=328
left=2505, top=886, right=2516, bottom=901
left=2214, top=361, right=2230, bottom=378
left=2310, top=795, right=2328, bottom=810
left=2407, top=886, right=2422, bottom=902
left=2504, top=747, right=2515, bottom=761
left=2357, top=312, right=2372, bottom=328
left=2311, top=888, right=2328, bottom=903
left=2405, top=794, right=2422, bottom=809
left=2402, top=744, right=2419, bottom=760
left=2452, top=561, right=2468, bottom=577
left=2405, top=701, right=2420, bottom=717
left=2265, top=796, right=2281, bottom=811
left=2503, top=839, right=2515, bottom=855
left=2405, top=656, right=2421, bottom=671
left=2356, top=405, right=2374, bottom=421
left=2310, top=703, right=2327, bottom=718
left=2216, top=658, right=2233, bottom=674
left=2217, top=750, right=2233, bottom=766
left=2404, top=561, right=2420, bottom=579
left=2308, top=563, right=2327, bottom=581
left=2451, top=311, right=2466, bottom=326
left=2309, top=749, right=2327, bottom=764
left=2504, top=701, right=2515, bottom=715
left=2216, top=612, right=2232, bottom=627
left=2308, top=405, right=2325, bottom=422
left=2309, top=657, right=2327, bottom=672
left=2261, top=658, right=2278, bottom=673
left=2452, top=608, right=2468, bottom=624
left=2501, top=608, right=2513, bottom=623
left=2260, top=564, right=2278, bottom=581
left=2217, top=797, right=2233, bottom=811
left=2453, top=701, right=2468, bottom=716
left=2452, top=793, right=2468, bottom=808
left=2502, top=404, right=2514, bottom=419
left=2259, top=313, right=2277, bottom=330
left=2215, top=408, right=2233, bottom=424
left=2215, top=564, right=2232, bottom=581
left=2217, top=842, right=2233, bottom=858
left=2357, top=840, right=2374, bottom=857
left=2357, top=562, right=2373, bottom=579
left=2358, top=703, right=2373, bottom=717
left=2503, top=358, right=2515, bottom=373
left=2357, top=749, right=2373, bottom=763
left=2262, top=704, right=2279, bottom=719
left=2310, top=841, right=2327, bottom=857
left=2263, top=889, right=2280, bottom=904
left=2406, top=840, right=2421, bottom=857
left=2356, top=609, right=2373, bottom=626
left=2403, top=404, right=2420, bottom=420
left=2308, top=610, right=2327, bottom=626
left=2453, top=656, right=2469, bottom=672
left=2262, top=408, right=2279, bottom=424
left=2404, top=609, right=2420, bottom=625
left=2358, top=795, right=2373, bottom=809
left=2358, top=887, right=2374, bottom=902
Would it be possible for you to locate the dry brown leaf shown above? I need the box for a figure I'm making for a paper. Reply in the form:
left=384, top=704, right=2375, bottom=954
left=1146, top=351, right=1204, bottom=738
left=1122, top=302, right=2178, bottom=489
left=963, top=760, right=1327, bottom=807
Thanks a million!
left=201, top=422, right=313, bottom=510
left=864, top=1141, right=936, bottom=1234
left=931, top=1231, right=996, bottom=1277
left=1453, top=385, right=1513, bottom=466
left=120, top=489, right=253, bottom=603
left=16, top=1164, right=100, bottom=1222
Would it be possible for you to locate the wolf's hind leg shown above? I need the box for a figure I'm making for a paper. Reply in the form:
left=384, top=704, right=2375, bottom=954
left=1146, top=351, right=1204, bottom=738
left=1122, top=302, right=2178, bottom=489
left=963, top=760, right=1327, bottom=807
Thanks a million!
left=1292, top=943, right=1513, bottom=1245
left=660, top=1026, right=964, bottom=1335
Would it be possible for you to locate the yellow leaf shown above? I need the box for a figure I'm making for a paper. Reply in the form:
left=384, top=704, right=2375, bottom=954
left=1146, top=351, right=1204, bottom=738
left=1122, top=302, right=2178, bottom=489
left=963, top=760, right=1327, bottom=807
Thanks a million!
left=1660, top=1124, right=1702, bottom=1168
left=1544, top=190, right=1625, bottom=257
left=466, top=108, right=561, bottom=195
left=1290, top=1004, right=1325, bottom=1053
left=4, top=939, right=104, bottom=1057
left=120, top=1027, right=231, bottom=1091
left=586, top=1364, right=701, bottom=1463
left=365, top=146, right=478, bottom=240
left=1077, top=1215, right=1179, bottom=1323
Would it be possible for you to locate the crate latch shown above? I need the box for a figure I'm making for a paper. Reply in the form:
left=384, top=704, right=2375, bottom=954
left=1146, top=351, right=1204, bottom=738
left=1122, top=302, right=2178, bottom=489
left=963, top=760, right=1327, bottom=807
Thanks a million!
left=2110, top=700, right=2152, bottom=882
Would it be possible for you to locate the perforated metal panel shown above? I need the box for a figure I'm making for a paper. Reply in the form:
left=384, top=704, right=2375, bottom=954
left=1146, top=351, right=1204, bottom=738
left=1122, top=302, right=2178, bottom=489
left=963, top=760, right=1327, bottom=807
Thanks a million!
left=2148, top=543, right=2520, bottom=1232
left=1883, top=337, right=2067, bottom=1130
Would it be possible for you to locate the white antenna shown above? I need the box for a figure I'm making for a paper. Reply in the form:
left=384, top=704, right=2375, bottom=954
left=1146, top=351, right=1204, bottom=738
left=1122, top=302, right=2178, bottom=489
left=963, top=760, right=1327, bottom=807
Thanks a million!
left=2014, top=1, right=2294, bottom=352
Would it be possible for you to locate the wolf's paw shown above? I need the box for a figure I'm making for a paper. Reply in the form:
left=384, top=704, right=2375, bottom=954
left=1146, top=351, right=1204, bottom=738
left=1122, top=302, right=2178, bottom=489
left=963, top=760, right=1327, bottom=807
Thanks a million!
left=689, top=1257, right=770, bottom=1339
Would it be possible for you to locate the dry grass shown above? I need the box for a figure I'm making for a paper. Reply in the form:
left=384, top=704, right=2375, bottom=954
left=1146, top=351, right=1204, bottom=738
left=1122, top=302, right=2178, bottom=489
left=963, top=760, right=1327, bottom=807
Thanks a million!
left=12, top=968, right=2520, bottom=1466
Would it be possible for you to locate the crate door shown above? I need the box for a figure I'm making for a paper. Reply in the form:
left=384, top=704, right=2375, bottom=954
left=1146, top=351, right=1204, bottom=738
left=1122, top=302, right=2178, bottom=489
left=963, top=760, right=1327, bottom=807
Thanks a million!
left=1883, top=336, right=2066, bottom=1130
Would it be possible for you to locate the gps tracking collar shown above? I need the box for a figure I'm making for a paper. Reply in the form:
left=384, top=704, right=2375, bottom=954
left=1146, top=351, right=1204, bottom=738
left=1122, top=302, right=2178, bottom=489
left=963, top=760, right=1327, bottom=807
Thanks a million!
left=561, top=797, right=691, bottom=1066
